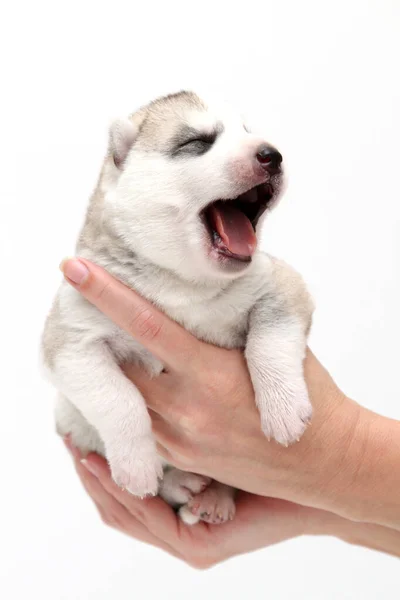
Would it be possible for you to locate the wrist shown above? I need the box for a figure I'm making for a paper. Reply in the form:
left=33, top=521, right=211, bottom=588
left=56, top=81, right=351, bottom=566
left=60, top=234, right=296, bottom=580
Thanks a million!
left=317, top=511, right=400, bottom=559
left=255, top=349, right=400, bottom=529
left=294, top=500, right=400, bottom=559
left=294, top=393, right=400, bottom=529
left=336, top=407, right=400, bottom=528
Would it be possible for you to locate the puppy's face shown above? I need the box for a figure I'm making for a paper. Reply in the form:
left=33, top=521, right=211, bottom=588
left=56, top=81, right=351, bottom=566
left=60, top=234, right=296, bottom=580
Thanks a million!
left=103, top=91, right=284, bottom=282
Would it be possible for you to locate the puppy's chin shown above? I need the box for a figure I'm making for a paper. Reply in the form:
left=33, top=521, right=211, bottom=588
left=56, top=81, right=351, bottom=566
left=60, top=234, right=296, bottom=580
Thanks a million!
left=182, top=251, right=254, bottom=283
left=209, top=253, right=253, bottom=275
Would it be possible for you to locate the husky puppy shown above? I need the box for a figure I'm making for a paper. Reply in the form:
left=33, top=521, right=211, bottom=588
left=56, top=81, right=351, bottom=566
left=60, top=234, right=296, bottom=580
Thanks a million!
left=42, top=91, right=313, bottom=524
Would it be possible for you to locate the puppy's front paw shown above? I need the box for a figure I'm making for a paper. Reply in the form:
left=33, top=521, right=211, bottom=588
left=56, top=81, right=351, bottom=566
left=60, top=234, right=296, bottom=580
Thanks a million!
left=260, top=381, right=312, bottom=446
left=107, top=437, right=163, bottom=498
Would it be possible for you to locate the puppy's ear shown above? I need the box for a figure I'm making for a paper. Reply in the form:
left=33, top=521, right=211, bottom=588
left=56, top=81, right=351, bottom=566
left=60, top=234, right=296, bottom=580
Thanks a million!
left=108, top=118, right=138, bottom=169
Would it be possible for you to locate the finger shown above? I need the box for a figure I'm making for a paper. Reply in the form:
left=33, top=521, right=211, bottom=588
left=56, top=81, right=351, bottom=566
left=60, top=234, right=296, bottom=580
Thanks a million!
left=79, top=452, right=186, bottom=548
left=154, top=441, right=184, bottom=468
left=64, top=434, right=82, bottom=459
left=149, top=411, right=194, bottom=468
left=64, top=431, right=183, bottom=548
left=65, top=440, right=213, bottom=558
left=64, top=441, right=184, bottom=559
left=121, top=363, right=177, bottom=415
left=75, top=458, right=183, bottom=558
left=60, top=258, right=202, bottom=372
left=78, top=461, right=130, bottom=525
left=80, top=452, right=171, bottom=522
left=80, top=452, right=212, bottom=550
left=122, top=366, right=192, bottom=425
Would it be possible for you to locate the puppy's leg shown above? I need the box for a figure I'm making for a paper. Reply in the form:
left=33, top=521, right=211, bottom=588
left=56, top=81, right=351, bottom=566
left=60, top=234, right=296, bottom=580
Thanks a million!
left=55, top=394, right=105, bottom=455
left=245, top=259, right=314, bottom=446
left=179, top=482, right=236, bottom=525
left=53, top=341, right=162, bottom=497
left=158, top=467, right=211, bottom=507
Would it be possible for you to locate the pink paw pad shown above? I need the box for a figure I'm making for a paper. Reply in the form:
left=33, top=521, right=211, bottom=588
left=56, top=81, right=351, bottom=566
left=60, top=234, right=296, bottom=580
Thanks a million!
left=187, top=486, right=236, bottom=525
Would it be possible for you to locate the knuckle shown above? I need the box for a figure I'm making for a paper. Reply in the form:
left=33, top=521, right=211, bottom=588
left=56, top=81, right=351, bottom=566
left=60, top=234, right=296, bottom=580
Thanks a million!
left=127, top=307, right=163, bottom=341
left=98, top=509, right=109, bottom=525
left=172, top=453, right=195, bottom=471
left=204, top=376, right=220, bottom=400
left=128, top=502, right=147, bottom=525
left=184, top=342, right=208, bottom=374
left=97, top=506, right=119, bottom=528
left=187, top=555, right=215, bottom=570
left=101, top=513, right=118, bottom=528
left=94, top=281, right=113, bottom=304
left=161, top=442, right=197, bottom=471
left=180, top=342, right=201, bottom=369
left=178, top=406, right=208, bottom=437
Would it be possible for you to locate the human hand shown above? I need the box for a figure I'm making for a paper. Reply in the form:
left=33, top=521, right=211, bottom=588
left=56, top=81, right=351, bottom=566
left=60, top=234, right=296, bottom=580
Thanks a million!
left=61, top=258, right=400, bottom=529
left=64, top=437, right=320, bottom=568
left=65, top=437, right=400, bottom=566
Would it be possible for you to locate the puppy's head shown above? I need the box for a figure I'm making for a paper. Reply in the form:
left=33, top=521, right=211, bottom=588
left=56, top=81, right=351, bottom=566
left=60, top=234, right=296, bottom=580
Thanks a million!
left=103, top=91, right=284, bottom=282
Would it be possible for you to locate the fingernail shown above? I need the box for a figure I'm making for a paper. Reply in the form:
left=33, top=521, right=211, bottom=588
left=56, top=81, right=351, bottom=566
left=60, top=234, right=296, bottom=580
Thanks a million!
left=60, top=258, right=89, bottom=286
left=80, top=459, right=100, bottom=478
left=63, top=436, right=82, bottom=460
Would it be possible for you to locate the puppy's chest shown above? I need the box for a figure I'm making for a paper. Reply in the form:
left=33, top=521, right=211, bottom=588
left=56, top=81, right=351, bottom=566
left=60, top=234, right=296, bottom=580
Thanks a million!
left=109, top=289, right=252, bottom=368
left=94, top=257, right=269, bottom=365
left=164, top=298, right=250, bottom=348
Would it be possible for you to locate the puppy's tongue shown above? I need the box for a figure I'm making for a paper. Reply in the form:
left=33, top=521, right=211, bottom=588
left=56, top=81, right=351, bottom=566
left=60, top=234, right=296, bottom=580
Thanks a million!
left=209, top=202, right=257, bottom=257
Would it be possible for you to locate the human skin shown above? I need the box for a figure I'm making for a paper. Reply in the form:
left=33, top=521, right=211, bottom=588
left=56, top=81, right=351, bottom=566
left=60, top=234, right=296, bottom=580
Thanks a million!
left=65, top=438, right=400, bottom=568
left=61, top=258, right=400, bottom=535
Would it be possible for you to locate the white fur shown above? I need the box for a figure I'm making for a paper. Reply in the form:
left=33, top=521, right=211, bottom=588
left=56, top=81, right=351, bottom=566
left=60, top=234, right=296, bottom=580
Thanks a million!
left=42, top=91, right=313, bottom=522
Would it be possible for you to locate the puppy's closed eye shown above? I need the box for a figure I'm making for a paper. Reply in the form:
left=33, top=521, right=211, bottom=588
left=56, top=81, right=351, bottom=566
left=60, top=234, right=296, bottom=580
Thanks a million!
left=175, top=133, right=217, bottom=157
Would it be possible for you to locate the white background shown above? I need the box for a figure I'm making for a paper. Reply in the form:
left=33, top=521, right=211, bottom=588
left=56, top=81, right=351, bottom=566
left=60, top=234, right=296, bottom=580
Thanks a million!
left=1, top=0, right=399, bottom=598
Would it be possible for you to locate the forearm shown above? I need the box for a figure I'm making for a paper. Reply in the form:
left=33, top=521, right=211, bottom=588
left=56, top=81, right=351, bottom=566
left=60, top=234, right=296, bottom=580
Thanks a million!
left=279, top=385, right=400, bottom=531
left=330, top=408, right=400, bottom=530
left=312, top=507, right=400, bottom=559
left=245, top=351, right=400, bottom=530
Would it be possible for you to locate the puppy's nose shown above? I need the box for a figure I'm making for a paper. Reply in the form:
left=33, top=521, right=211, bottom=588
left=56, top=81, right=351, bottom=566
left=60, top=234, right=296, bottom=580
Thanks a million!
left=256, top=145, right=283, bottom=175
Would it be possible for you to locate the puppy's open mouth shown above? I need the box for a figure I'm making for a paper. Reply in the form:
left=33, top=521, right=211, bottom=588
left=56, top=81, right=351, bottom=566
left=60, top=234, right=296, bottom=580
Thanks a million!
left=202, top=183, right=274, bottom=262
